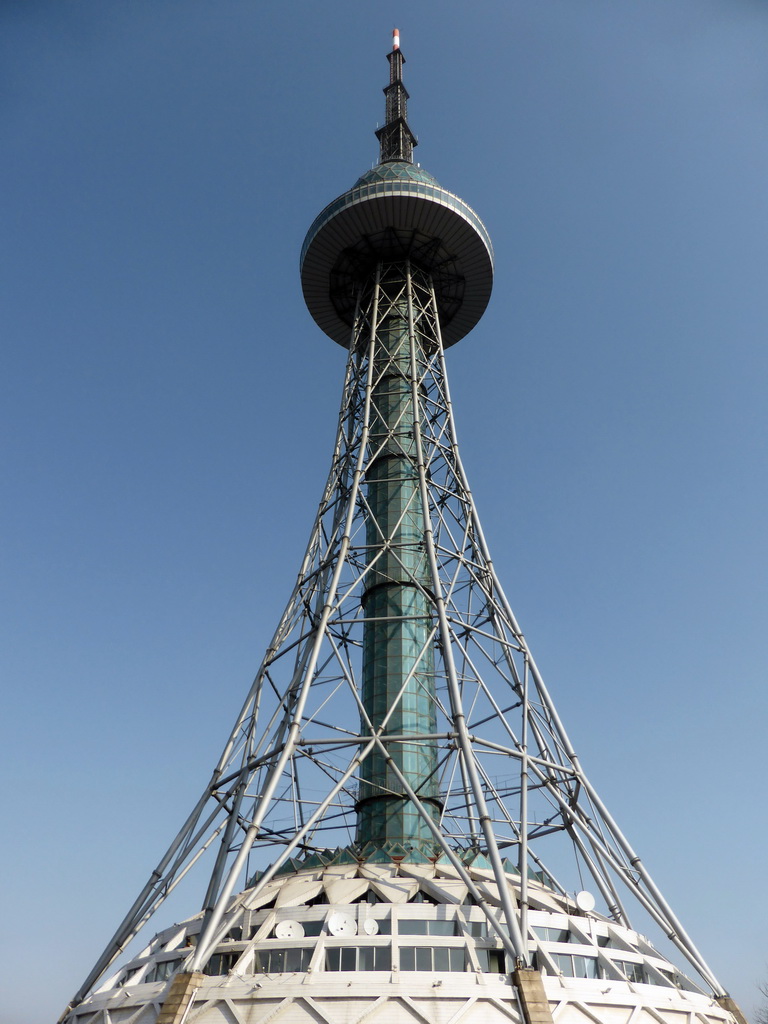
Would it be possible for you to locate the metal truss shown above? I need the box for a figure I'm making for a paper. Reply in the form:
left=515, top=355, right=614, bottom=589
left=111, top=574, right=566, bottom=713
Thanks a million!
left=69, top=260, right=725, bottom=1007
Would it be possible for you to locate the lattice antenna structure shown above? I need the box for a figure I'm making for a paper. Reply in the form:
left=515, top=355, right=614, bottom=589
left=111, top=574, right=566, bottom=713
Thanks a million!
left=61, top=34, right=745, bottom=1024
left=375, top=27, right=416, bottom=163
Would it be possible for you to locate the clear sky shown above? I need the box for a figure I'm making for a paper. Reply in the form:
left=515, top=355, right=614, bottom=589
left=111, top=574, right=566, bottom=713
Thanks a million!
left=2, top=2, right=766, bottom=1021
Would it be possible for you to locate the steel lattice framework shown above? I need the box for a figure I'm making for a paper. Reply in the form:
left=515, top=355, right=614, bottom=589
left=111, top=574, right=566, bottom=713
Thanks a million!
left=69, top=259, right=724, bottom=1010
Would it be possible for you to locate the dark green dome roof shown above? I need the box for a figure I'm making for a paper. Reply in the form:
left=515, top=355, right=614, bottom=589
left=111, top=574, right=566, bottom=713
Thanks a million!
left=353, top=161, right=440, bottom=189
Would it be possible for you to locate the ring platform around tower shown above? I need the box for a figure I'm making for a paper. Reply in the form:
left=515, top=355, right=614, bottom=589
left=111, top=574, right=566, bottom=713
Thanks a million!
left=301, top=160, right=494, bottom=348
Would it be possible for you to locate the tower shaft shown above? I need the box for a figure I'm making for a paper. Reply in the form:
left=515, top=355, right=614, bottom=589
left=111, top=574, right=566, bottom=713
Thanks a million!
left=358, top=262, right=440, bottom=847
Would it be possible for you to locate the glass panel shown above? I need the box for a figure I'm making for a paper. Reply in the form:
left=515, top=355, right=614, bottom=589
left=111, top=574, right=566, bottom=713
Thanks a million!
left=433, top=947, right=450, bottom=971
left=449, top=948, right=466, bottom=972
left=552, top=953, right=574, bottom=977
left=325, top=948, right=341, bottom=972
left=374, top=946, right=392, bottom=971
left=285, top=948, right=305, bottom=972
left=303, top=920, right=323, bottom=937
left=400, top=947, right=416, bottom=971
left=416, top=947, right=432, bottom=971
left=359, top=947, right=374, bottom=971
left=428, top=920, right=455, bottom=936
left=146, top=960, right=181, bottom=983
left=341, top=947, right=356, bottom=971
left=269, top=949, right=286, bottom=973
left=573, top=956, right=599, bottom=979
left=400, top=919, right=428, bottom=935
left=618, top=961, right=645, bottom=984
left=534, top=927, right=570, bottom=943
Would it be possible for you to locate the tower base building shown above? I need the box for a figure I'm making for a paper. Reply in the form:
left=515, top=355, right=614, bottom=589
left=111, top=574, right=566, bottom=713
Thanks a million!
left=70, top=859, right=742, bottom=1024
left=60, top=34, right=747, bottom=1024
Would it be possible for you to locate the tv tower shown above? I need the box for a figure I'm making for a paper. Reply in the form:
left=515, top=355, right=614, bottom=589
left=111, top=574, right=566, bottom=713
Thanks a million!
left=61, top=33, right=747, bottom=1024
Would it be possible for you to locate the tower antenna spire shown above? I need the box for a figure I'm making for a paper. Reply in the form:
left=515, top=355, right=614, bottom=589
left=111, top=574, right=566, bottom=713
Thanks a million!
left=375, top=28, right=417, bottom=163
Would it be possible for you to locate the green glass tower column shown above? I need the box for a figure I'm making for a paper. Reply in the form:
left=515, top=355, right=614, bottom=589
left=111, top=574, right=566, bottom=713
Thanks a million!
left=357, top=271, right=440, bottom=847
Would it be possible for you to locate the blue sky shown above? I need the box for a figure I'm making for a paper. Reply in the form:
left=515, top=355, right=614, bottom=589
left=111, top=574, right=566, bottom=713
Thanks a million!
left=2, top=2, right=767, bottom=1021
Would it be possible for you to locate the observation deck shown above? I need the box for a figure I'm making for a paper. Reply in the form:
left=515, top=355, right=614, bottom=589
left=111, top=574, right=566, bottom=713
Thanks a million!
left=300, top=160, right=493, bottom=349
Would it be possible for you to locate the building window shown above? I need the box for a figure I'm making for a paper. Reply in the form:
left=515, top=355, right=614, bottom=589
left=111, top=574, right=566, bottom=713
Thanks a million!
left=144, top=958, right=182, bottom=983
left=118, top=968, right=142, bottom=988
left=325, top=946, right=391, bottom=972
left=475, top=948, right=506, bottom=973
left=399, top=946, right=466, bottom=972
left=551, top=953, right=600, bottom=979
left=399, top=919, right=457, bottom=936
left=254, top=947, right=313, bottom=973
left=202, top=952, right=239, bottom=976
left=464, top=920, right=486, bottom=938
left=534, top=927, right=570, bottom=943
left=614, top=960, right=646, bottom=984
left=658, top=968, right=682, bottom=988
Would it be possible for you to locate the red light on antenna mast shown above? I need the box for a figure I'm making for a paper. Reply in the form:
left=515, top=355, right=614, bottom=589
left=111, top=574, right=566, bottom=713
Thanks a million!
left=392, top=29, right=400, bottom=51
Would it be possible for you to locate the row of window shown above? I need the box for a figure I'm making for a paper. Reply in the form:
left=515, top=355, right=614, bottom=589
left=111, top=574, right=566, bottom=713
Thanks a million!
left=193, top=945, right=503, bottom=977
left=140, top=933, right=651, bottom=985
left=257, top=945, right=501, bottom=975
left=534, top=927, right=571, bottom=943
left=139, top=947, right=648, bottom=983
left=143, top=960, right=179, bottom=984
left=546, top=953, right=645, bottom=984
left=534, top=926, right=623, bottom=948
left=399, top=918, right=485, bottom=937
